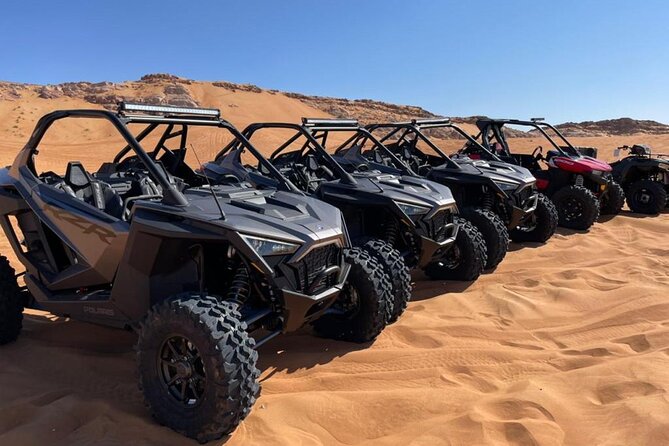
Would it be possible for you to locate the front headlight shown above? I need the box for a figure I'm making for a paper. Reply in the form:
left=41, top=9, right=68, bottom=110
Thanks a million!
left=241, top=234, right=300, bottom=256
left=395, top=200, right=431, bottom=217
left=495, top=181, right=518, bottom=192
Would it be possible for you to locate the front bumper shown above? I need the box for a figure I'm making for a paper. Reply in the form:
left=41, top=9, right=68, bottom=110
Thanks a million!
left=417, top=223, right=458, bottom=268
left=281, top=282, right=346, bottom=332
left=508, top=193, right=539, bottom=228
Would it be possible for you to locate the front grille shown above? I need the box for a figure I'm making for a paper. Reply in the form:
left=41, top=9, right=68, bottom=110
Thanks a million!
left=423, top=208, right=454, bottom=242
left=294, top=243, right=341, bottom=295
left=515, top=185, right=535, bottom=207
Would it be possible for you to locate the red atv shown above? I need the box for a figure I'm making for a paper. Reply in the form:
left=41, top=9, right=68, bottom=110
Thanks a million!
left=463, top=118, right=624, bottom=230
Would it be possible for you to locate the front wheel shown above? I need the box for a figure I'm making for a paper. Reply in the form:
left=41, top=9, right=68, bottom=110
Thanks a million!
left=460, top=207, right=509, bottom=270
left=313, top=247, right=391, bottom=342
left=137, top=295, right=260, bottom=443
left=358, top=238, right=411, bottom=324
left=626, top=179, right=668, bottom=214
left=424, top=217, right=487, bottom=281
left=600, top=180, right=625, bottom=215
left=0, top=255, right=23, bottom=345
left=552, top=185, right=600, bottom=230
left=510, top=193, right=558, bottom=243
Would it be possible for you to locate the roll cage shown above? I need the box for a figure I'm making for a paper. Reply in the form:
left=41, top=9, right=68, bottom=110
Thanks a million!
left=365, top=119, right=465, bottom=170
left=18, top=103, right=305, bottom=221
left=475, top=118, right=582, bottom=158
left=15, top=106, right=188, bottom=207
left=217, top=119, right=363, bottom=186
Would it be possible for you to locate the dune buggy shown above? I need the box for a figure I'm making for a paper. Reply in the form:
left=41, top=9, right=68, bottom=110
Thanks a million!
left=202, top=118, right=488, bottom=300
left=468, top=118, right=625, bottom=230
left=365, top=119, right=556, bottom=269
left=0, top=103, right=394, bottom=442
left=607, top=145, right=669, bottom=214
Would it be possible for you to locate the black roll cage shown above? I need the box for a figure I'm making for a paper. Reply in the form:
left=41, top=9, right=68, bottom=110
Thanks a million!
left=219, top=119, right=364, bottom=186
left=23, top=108, right=188, bottom=207
left=475, top=118, right=582, bottom=158
left=365, top=119, right=468, bottom=169
left=112, top=111, right=298, bottom=195
left=307, top=121, right=415, bottom=176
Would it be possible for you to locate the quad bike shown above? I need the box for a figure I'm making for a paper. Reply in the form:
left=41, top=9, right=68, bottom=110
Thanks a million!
left=365, top=119, right=556, bottom=269
left=604, top=145, right=668, bottom=214
left=202, top=118, right=488, bottom=300
left=0, top=103, right=395, bottom=442
left=469, top=118, right=625, bottom=230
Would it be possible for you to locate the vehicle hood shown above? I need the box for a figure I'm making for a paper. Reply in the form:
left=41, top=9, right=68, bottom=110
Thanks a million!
left=349, top=171, right=456, bottom=209
left=554, top=156, right=612, bottom=173
left=434, top=156, right=536, bottom=189
left=171, top=186, right=345, bottom=244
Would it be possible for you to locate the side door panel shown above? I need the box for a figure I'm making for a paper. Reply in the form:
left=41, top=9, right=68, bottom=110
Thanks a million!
left=18, top=166, right=129, bottom=290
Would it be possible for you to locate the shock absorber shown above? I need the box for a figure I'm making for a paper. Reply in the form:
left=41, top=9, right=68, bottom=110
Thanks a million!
left=226, top=263, right=250, bottom=305
left=481, top=191, right=494, bottom=210
left=384, top=219, right=400, bottom=245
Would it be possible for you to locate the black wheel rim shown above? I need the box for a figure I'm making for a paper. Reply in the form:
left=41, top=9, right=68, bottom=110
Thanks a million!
left=338, top=284, right=361, bottom=318
left=634, top=188, right=653, bottom=206
left=158, top=335, right=206, bottom=407
left=442, top=243, right=462, bottom=269
left=561, top=196, right=584, bottom=222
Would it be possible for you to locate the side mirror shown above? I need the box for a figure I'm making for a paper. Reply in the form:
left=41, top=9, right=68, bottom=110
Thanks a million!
left=613, top=148, right=621, bottom=158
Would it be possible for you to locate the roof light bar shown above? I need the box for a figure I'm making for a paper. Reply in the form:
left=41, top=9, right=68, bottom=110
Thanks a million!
left=302, top=118, right=359, bottom=127
left=118, top=102, right=221, bottom=118
left=411, top=118, right=451, bottom=126
left=531, top=117, right=545, bottom=122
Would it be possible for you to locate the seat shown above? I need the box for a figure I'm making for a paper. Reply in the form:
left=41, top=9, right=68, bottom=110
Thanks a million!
left=545, top=150, right=560, bottom=161
left=64, top=162, right=124, bottom=219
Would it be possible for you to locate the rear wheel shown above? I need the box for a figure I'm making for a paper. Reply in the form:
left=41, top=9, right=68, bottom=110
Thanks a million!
left=0, top=256, right=23, bottom=345
left=626, top=179, right=667, bottom=214
left=460, top=207, right=508, bottom=270
left=137, top=295, right=260, bottom=443
left=313, top=247, right=391, bottom=342
left=358, top=238, right=411, bottom=324
left=424, top=217, right=487, bottom=281
left=552, top=185, right=600, bottom=230
left=600, top=181, right=625, bottom=215
left=510, top=193, right=558, bottom=243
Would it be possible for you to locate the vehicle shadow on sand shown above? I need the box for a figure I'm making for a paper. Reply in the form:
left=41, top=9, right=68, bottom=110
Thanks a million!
left=14, top=310, right=372, bottom=390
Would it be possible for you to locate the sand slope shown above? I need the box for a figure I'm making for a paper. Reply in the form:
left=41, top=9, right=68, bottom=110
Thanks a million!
left=0, top=84, right=668, bottom=445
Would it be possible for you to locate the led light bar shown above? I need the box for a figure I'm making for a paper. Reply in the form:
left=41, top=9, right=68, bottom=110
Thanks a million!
left=411, top=118, right=451, bottom=126
left=118, top=102, right=221, bottom=118
left=302, top=118, right=359, bottom=127
left=531, top=117, right=545, bottom=122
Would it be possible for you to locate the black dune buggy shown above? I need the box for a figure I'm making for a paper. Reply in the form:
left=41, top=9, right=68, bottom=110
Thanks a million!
left=467, top=118, right=625, bottom=230
left=0, top=103, right=394, bottom=442
left=606, top=145, right=668, bottom=214
left=365, top=119, right=556, bottom=269
left=202, top=118, right=488, bottom=300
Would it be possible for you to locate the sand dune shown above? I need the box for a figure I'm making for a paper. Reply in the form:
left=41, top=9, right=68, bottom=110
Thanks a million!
left=1, top=83, right=668, bottom=445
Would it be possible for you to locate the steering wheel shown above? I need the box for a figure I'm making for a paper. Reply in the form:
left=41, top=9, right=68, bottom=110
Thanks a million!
left=532, top=146, right=544, bottom=161
left=219, top=173, right=241, bottom=184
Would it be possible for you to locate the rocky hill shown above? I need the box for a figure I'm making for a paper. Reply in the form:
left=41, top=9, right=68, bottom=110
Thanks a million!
left=554, top=118, right=669, bottom=137
left=1, top=74, right=667, bottom=139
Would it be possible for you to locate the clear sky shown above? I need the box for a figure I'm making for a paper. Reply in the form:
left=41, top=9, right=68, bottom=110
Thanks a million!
left=1, top=0, right=668, bottom=123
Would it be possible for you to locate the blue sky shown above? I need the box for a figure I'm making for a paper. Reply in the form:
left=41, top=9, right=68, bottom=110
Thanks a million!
left=1, top=0, right=668, bottom=123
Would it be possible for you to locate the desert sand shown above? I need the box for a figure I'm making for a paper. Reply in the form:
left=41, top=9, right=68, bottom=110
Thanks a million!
left=0, top=81, right=668, bottom=445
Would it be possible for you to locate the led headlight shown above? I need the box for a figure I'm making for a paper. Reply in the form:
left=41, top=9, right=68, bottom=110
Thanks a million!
left=241, top=234, right=300, bottom=256
left=396, top=201, right=431, bottom=216
left=495, top=181, right=518, bottom=191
